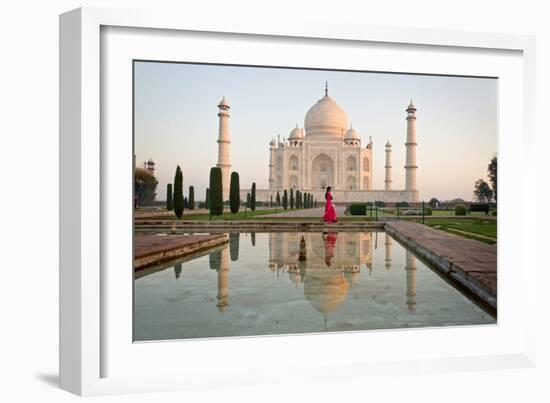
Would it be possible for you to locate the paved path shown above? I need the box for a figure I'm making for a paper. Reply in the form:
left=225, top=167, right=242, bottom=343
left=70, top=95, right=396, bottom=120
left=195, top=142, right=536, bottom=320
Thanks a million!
left=134, top=234, right=228, bottom=269
left=385, top=221, right=496, bottom=311
left=261, top=205, right=347, bottom=218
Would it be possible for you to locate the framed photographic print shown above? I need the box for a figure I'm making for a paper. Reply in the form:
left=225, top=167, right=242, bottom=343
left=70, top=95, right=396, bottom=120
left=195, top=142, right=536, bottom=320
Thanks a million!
left=60, top=7, right=537, bottom=396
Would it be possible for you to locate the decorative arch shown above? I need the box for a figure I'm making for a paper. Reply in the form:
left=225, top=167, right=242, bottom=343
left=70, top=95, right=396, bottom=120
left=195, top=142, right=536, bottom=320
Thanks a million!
left=346, top=156, right=356, bottom=171
left=346, top=176, right=356, bottom=190
left=362, top=176, right=369, bottom=190
left=288, top=156, right=298, bottom=171
left=362, top=157, right=370, bottom=172
left=311, top=153, right=334, bottom=190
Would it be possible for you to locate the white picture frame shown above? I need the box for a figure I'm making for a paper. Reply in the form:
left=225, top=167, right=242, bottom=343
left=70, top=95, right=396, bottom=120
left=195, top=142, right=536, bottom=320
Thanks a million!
left=59, top=6, right=537, bottom=396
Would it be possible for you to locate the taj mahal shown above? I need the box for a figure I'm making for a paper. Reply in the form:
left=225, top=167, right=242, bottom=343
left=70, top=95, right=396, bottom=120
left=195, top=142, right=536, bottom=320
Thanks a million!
left=216, top=83, right=419, bottom=203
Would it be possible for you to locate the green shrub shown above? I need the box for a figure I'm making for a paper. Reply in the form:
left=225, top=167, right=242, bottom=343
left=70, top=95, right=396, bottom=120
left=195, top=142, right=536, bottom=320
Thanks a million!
left=188, top=186, right=195, bottom=210
left=229, top=172, right=240, bottom=214
left=166, top=184, right=173, bottom=211
left=492, top=210, right=497, bottom=216
left=424, top=206, right=433, bottom=216
left=375, top=200, right=386, bottom=208
left=251, top=182, right=256, bottom=211
left=173, top=166, right=184, bottom=219
left=396, top=201, right=410, bottom=208
left=349, top=204, right=367, bottom=215
left=455, top=204, right=467, bottom=216
left=209, top=167, right=224, bottom=216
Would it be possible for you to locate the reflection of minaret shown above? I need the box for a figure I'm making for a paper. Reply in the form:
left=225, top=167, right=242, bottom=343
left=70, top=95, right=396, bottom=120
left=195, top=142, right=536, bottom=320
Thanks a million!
left=216, top=246, right=230, bottom=313
left=174, top=262, right=182, bottom=279
left=217, top=97, right=231, bottom=200
left=404, top=251, right=417, bottom=312
left=384, top=233, right=392, bottom=270
left=229, top=233, right=240, bottom=261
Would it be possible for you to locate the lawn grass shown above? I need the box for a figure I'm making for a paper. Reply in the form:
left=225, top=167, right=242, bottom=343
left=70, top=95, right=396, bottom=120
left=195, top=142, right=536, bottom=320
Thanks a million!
left=419, top=219, right=497, bottom=244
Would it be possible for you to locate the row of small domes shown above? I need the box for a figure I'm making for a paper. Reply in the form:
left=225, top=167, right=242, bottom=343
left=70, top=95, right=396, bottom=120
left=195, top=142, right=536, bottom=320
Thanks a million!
left=288, top=124, right=360, bottom=141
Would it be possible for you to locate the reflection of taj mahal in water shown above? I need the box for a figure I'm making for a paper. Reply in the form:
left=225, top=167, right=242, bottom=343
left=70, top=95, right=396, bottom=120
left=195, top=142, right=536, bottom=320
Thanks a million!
left=216, top=83, right=420, bottom=203
left=208, top=232, right=418, bottom=325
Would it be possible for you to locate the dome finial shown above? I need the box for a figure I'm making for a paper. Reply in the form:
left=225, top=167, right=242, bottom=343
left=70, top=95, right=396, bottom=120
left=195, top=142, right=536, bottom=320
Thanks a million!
left=325, top=81, right=328, bottom=96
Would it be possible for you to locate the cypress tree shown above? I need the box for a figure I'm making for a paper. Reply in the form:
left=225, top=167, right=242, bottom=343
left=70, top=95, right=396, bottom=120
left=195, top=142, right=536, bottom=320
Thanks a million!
left=296, top=190, right=301, bottom=209
left=188, top=186, right=195, bottom=210
left=315, top=198, right=318, bottom=208
left=251, top=182, right=256, bottom=211
left=229, top=233, right=240, bottom=261
left=205, top=188, right=210, bottom=209
left=270, top=195, right=273, bottom=208
left=173, top=166, right=184, bottom=219
left=184, top=196, right=188, bottom=209
left=229, top=171, right=240, bottom=214
left=166, top=184, right=173, bottom=211
left=276, top=190, right=281, bottom=207
left=246, top=192, right=251, bottom=208
left=209, top=167, right=223, bottom=216
left=290, top=188, right=294, bottom=209
left=305, top=193, right=309, bottom=208
left=283, top=189, right=288, bottom=210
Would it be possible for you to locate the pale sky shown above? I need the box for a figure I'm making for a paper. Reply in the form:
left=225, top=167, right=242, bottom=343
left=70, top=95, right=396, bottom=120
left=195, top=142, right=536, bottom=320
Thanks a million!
left=134, top=61, right=497, bottom=202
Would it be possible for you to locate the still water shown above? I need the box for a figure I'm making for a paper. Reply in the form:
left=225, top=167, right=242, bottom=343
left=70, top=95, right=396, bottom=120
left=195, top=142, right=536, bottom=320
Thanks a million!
left=134, top=231, right=495, bottom=341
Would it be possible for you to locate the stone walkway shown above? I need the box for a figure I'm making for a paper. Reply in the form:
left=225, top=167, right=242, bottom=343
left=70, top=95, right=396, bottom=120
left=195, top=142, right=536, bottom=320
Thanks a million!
left=385, top=221, right=497, bottom=311
left=261, top=205, right=347, bottom=218
left=134, top=234, right=228, bottom=270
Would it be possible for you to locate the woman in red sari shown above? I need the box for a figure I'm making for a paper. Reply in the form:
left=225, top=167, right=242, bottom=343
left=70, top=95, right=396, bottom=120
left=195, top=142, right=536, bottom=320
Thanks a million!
left=323, top=186, right=338, bottom=223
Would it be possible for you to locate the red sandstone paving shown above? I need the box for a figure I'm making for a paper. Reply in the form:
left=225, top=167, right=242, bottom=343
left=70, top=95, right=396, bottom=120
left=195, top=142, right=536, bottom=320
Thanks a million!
left=386, top=221, right=497, bottom=295
left=135, top=234, right=226, bottom=259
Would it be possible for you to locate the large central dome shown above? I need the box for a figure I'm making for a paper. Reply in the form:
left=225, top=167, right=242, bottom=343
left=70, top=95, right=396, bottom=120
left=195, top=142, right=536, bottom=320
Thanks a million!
left=304, top=93, right=348, bottom=138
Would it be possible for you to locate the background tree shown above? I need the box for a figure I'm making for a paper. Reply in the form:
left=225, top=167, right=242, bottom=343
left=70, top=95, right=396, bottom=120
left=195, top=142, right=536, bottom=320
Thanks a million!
left=276, top=190, right=281, bottom=207
left=488, top=155, right=497, bottom=201
left=173, top=165, right=184, bottom=219
left=209, top=167, right=224, bottom=216
left=428, top=197, right=439, bottom=208
left=270, top=195, right=273, bottom=207
left=290, top=188, right=294, bottom=209
left=166, top=183, right=173, bottom=211
left=473, top=179, right=493, bottom=202
left=283, top=190, right=288, bottom=210
left=246, top=192, right=251, bottom=208
left=296, top=190, right=301, bottom=209
left=251, top=182, right=256, bottom=211
left=205, top=188, right=210, bottom=209
left=188, top=186, right=195, bottom=210
left=229, top=171, right=240, bottom=214
left=134, top=168, right=159, bottom=207
left=184, top=196, right=188, bottom=209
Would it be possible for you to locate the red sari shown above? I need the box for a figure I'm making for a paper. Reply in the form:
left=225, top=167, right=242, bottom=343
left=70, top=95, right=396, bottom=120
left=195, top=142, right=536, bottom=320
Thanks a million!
left=323, top=192, right=338, bottom=223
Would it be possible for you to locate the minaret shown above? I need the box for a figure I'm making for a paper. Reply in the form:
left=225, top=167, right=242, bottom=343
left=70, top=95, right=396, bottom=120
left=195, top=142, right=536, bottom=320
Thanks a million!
left=384, top=233, right=392, bottom=270
left=404, top=251, right=417, bottom=312
left=216, top=246, right=230, bottom=313
left=384, top=140, right=392, bottom=191
left=405, top=101, right=418, bottom=193
left=217, top=97, right=231, bottom=200
left=268, top=138, right=276, bottom=189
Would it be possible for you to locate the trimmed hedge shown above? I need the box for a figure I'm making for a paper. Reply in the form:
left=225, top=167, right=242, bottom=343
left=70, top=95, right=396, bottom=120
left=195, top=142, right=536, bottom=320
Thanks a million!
left=229, top=172, right=240, bottom=214
left=455, top=204, right=467, bottom=216
left=349, top=203, right=367, bottom=215
left=209, top=167, right=224, bottom=216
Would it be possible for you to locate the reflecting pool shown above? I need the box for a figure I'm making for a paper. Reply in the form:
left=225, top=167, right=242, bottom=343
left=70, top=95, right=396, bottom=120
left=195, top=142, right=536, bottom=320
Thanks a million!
left=134, top=232, right=495, bottom=341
